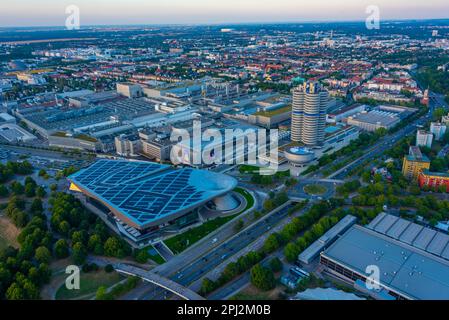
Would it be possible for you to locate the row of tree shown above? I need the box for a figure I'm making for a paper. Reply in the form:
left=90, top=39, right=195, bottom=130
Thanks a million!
left=48, top=192, right=132, bottom=265
left=199, top=200, right=339, bottom=296
left=0, top=161, right=33, bottom=183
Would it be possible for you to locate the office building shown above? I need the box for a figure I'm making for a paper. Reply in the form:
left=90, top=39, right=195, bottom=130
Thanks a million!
left=402, top=146, right=431, bottom=181
left=291, top=82, right=329, bottom=146
left=117, top=83, right=144, bottom=98
left=115, top=133, right=142, bottom=157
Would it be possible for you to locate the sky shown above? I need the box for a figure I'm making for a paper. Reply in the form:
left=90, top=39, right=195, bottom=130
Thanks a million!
left=0, top=0, right=448, bottom=27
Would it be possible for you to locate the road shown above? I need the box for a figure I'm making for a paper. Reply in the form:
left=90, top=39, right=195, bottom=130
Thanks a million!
left=330, top=104, right=435, bottom=180
left=288, top=179, right=339, bottom=200
left=128, top=202, right=300, bottom=300
left=208, top=252, right=283, bottom=300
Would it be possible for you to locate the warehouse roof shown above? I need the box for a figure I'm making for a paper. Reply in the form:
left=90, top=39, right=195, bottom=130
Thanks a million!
left=323, top=225, right=449, bottom=300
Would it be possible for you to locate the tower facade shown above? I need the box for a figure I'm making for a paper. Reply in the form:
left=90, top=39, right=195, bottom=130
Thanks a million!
left=291, top=82, right=329, bottom=146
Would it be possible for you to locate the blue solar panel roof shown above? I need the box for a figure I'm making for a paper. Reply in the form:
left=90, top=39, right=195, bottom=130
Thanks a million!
left=68, top=160, right=238, bottom=228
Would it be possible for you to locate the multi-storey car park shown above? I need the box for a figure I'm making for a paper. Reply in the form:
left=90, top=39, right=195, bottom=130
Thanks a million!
left=68, top=159, right=241, bottom=247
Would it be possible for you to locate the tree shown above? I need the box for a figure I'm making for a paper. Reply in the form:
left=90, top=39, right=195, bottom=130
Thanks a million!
left=234, top=219, right=244, bottom=233
left=30, top=198, right=43, bottom=215
left=103, top=237, right=129, bottom=258
left=263, top=233, right=281, bottom=254
left=36, top=186, right=47, bottom=198
left=200, top=278, right=216, bottom=296
left=58, top=221, right=70, bottom=236
left=269, top=257, right=283, bottom=273
left=72, top=242, right=87, bottom=265
left=104, top=264, right=114, bottom=273
left=95, top=286, right=110, bottom=300
left=88, top=234, right=103, bottom=254
left=35, top=246, right=51, bottom=264
left=0, top=185, right=9, bottom=197
left=284, top=242, right=299, bottom=263
left=10, top=181, right=24, bottom=195
left=5, top=282, right=25, bottom=300
left=54, top=239, right=69, bottom=259
left=250, top=264, right=276, bottom=291
left=133, top=249, right=149, bottom=264
left=71, top=230, right=87, bottom=245
left=24, top=183, right=36, bottom=197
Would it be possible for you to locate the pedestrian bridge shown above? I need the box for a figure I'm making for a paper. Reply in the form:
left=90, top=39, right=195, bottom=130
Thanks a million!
left=115, top=264, right=205, bottom=301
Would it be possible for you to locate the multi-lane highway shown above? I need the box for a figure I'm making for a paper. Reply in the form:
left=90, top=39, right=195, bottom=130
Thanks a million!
left=128, top=202, right=300, bottom=300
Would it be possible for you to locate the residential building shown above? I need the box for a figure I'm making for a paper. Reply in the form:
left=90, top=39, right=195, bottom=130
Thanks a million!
left=416, top=130, right=433, bottom=148
left=430, top=122, right=447, bottom=141
left=418, top=170, right=449, bottom=192
left=402, top=146, right=431, bottom=181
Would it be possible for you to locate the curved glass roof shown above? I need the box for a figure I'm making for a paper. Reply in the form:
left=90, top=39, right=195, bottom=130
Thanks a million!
left=69, top=160, right=237, bottom=228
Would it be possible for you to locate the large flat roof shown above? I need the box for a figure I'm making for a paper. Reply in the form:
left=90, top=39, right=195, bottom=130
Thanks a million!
left=323, top=225, right=449, bottom=300
left=68, top=160, right=237, bottom=229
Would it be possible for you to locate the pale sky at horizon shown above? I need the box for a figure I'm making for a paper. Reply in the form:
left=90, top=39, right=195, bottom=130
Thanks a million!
left=0, top=0, right=448, bottom=27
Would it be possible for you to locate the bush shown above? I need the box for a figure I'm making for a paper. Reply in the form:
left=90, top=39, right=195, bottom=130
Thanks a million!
left=269, top=257, right=283, bottom=273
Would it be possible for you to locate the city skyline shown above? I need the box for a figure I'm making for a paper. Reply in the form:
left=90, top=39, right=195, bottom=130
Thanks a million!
left=0, top=0, right=449, bottom=27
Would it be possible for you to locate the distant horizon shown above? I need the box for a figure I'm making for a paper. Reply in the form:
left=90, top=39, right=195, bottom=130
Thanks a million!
left=1, top=0, right=448, bottom=28
left=1, top=17, right=449, bottom=30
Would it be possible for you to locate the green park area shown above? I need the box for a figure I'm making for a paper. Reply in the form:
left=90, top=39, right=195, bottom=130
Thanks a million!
left=55, top=271, right=124, bottom=300
left=164, top=188, right=255, bottom=254
left=303, top=184, right=327, bottom=196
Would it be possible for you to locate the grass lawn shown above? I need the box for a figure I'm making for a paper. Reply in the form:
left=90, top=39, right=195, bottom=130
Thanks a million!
left=164, top=188, right=255, bottom=254
left=164, top=216, right=237, bottom=254
left=0, top=216, right=19, bottom=251
left=303, top=184, right=327, bottom=196
left=230, top=285, right=283, bottom=301
left=55, top=271, right=123, bottom=300
left=239, top=165, right=261, bottom=174
left=147, top=246, right=166, bottom=265
left=235, top=187, right=254, bottom=209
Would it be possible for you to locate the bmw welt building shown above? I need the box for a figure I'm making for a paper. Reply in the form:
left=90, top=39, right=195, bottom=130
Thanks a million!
left=68, top=159, right=239, bottom=247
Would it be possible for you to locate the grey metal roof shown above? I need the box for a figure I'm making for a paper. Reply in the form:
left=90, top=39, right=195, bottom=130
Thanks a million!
left=386, top=218, right=411, bottom=239
left=366, top=212, right=386, bottom=230
left=427, top=233, right=449, bottom=256
left=399, top=223, right=424, bottom=245
left=413, top=228, right=437, bottom=251
left=441, top=243, right=449, bottom=260
left=374, top=214, right=399, bottom=234
left=323, top=225, right=449, bottom=300
left=367, top=214, right=449, bottom=261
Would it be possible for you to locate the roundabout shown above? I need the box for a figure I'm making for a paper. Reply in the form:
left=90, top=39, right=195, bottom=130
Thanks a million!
left=303, top=184, right=328, bottom=196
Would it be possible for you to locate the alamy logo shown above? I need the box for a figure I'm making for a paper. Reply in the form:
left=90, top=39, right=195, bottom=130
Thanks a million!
left=366, top=5, right=380, bottom=30
left=65, top=265, right=80, bottom=290
left=170, top=120, right=279, bottom=175
left=65, top=5, right=81, bottom=30
left=365, top=265, right=381, bottom=290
